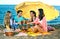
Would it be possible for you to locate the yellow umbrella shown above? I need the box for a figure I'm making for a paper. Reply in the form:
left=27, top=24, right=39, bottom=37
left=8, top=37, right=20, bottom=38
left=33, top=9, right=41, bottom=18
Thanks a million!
left=15, top=2, right=59, bottom=21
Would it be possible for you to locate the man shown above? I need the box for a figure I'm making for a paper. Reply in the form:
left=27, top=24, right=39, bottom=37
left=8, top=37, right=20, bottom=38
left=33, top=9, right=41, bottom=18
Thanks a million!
left=14, top=10, right=25, bottom=23
left=14, top=10, right=25, bottom=29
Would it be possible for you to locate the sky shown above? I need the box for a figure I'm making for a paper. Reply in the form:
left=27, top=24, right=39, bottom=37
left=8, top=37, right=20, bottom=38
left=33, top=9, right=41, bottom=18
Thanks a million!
left=0, top=0, right=60, bottom=6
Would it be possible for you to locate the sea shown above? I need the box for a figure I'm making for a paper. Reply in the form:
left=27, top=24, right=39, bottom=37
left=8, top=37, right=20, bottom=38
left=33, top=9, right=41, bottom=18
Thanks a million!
left=0, top=5, right=60, bottom=25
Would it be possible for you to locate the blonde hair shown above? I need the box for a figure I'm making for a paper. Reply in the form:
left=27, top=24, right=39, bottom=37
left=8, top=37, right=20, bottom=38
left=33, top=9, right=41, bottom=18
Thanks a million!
left=4, top=13, right=11, bottom=26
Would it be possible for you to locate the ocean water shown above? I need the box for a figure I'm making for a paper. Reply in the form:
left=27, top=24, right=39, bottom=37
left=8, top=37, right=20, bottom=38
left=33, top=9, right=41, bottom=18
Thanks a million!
left=0, top=5, right=60, bottom=25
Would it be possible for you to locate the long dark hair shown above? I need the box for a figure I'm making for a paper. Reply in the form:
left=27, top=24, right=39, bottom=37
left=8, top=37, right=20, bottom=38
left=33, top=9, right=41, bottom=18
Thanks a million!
left=38, top=9, right=45, bottom=21
left=30, top=11, right=36, bottom=22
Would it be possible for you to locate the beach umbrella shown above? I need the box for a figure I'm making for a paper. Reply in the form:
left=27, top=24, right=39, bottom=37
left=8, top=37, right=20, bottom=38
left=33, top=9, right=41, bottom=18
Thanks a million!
left=15, top=2, right=59, bottom=21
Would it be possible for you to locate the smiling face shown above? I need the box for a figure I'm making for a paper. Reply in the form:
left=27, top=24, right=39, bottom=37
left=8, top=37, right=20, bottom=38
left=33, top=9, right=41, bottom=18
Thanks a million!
left=18, top=12, right=22, bottom=17
left=30, top=12, right=35, bottom=17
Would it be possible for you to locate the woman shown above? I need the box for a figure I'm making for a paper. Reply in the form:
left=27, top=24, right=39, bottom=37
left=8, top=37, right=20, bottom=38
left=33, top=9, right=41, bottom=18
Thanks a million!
left=33, top=9, right=55, bottom=32
left=38, top=9, right=47, bottom=32
left=33, top=9, right=47, bottom=32
left=4, top=11, right=12, bottom=29
left=27, top=11, right=36, bottom=32
left=30, top=11, right=36, bottom=22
